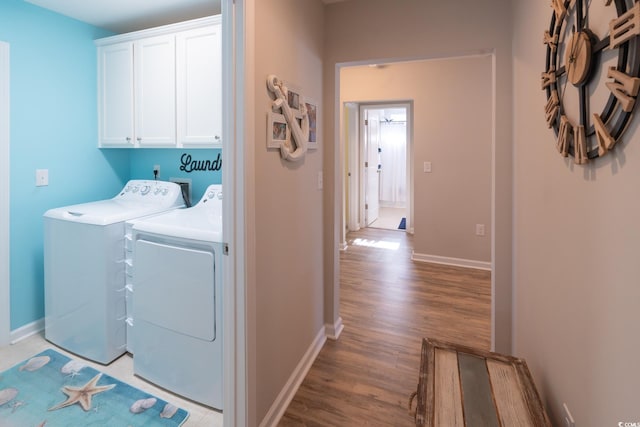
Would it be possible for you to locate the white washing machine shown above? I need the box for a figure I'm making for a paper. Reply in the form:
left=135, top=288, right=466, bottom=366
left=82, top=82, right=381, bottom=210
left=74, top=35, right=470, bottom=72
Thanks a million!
left=44, top=180, right=184, bottom=364
left=129, top=184, right=223, bottom=409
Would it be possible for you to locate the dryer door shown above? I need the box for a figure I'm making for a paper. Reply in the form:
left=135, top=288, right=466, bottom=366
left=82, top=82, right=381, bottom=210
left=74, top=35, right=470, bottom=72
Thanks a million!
left=134, top=239, right=216, bottom=341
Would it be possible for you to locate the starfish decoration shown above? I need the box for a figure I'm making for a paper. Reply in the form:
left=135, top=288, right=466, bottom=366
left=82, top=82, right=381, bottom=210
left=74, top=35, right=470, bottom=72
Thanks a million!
left=48, top=373, right=116, bottom=412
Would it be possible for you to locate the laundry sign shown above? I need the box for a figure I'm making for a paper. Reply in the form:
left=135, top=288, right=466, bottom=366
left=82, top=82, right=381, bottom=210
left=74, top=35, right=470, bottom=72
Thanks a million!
left=179, top=152, right=222, bottom=173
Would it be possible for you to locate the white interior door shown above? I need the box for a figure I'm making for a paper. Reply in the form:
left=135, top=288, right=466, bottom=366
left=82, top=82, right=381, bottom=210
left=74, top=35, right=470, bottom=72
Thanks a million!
left=345, top=103, right=360, bottom=232
left=365, top=112, right=380, bottom=226
left=1, top=41, right=10, bottom=345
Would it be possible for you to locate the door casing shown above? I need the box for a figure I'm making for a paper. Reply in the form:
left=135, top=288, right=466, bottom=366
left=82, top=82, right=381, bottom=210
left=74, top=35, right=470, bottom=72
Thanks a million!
left=348, top=102, right=413, bottom=233
left=1, top=41, right=10, bottom=345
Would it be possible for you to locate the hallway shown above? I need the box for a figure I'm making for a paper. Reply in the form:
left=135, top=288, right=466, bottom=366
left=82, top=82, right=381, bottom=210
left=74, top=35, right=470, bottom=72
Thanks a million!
left=280, top=228, right=491, bottom=425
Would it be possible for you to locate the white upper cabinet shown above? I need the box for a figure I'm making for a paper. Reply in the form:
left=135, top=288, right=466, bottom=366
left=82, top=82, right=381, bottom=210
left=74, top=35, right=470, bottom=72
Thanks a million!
left=96, top=16, right=222, bottom=149
left=97, top=42, right=134, bottom=147
left=177, top=25, right=222, bottom=146
left=135, top=35, right=176, bottom=147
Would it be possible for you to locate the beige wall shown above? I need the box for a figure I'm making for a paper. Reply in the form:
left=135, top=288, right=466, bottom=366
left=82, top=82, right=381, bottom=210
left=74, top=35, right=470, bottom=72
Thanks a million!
left=341, top=58, right=492, bottom=263
left=513, top=1, right=640, bottom=425
left=252, top=0, right=324, bottom=423
left=324, top=0, right=513, bottom=352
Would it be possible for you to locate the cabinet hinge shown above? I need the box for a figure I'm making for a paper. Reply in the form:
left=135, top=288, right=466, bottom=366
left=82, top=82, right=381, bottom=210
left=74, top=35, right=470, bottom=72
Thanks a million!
left=223, top=243, right=229, bottom=255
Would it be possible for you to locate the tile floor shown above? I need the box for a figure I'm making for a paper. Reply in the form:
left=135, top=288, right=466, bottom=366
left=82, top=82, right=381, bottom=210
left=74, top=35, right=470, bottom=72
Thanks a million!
left=0, top=333, right=223, bottom=427
left=368, top=206, right=406, bottom=230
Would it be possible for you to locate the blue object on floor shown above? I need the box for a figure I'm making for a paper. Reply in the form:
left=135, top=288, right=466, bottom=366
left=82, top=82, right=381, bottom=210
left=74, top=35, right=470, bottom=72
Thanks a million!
left=398, top=217, right=406, bottom=230
left=0, top=349, right=189, bottom=426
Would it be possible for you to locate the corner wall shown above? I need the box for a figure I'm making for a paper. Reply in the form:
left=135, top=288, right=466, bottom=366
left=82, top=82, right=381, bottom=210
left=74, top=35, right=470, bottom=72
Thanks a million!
left=252, top=0, right=325, bottom=423
left=513, top=1, right=640, bottom=425
left=0, top=0, right=126, bottom=330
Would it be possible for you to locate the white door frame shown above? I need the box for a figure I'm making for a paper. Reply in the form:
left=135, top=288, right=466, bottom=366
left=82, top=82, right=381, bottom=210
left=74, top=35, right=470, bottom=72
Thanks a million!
left=222, top=0, right=250, bottom=426
left=0, top=41, right=10, bottom=346
left=335, top=55, right=497, bottom=352
left=350, top=102, right=413, bottom=233
left=0, top=5, right=250, bottom=418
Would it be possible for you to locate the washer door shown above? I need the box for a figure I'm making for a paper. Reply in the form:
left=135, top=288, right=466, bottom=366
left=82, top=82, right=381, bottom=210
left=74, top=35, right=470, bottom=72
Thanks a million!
left=134, top=239, right=216, bottom=341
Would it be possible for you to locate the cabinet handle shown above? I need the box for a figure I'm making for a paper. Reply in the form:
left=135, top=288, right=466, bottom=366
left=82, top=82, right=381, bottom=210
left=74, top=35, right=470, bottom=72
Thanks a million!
left=137, top=137, right=142, bottom=142
left=126, top=137, right=131, bottom=142
left=215, top=135, right=220, bottom=140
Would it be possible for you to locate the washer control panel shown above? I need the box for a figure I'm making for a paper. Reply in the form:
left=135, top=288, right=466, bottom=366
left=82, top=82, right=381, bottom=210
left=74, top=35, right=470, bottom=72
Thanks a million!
left=117, top=180, right=182, bottom=203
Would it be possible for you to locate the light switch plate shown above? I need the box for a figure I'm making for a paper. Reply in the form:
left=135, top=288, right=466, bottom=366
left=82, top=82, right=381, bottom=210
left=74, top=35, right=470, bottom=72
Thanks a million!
left=36, top=169, right=48, bottom=187
left=424, top=161, right=432, bottom=173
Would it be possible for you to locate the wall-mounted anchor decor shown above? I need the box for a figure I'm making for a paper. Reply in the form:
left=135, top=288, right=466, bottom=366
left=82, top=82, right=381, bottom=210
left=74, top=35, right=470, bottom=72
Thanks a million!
left=267, top=74, right=309, bottom=162
left=542, top=0, right=640, bottom=164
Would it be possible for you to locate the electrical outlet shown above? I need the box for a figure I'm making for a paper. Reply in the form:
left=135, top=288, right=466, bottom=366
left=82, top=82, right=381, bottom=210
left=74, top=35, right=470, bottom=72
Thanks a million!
left=475, top=224, right=485, bottom=236
left=563, top=403, right=575, bottom=427
left=153, top=164, right=160, bottom=179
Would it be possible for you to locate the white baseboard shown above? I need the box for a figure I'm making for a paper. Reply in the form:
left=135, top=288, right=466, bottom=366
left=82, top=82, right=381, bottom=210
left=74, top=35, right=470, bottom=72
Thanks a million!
left=411, top=251, right=491, bottom=271
left=10, top=318, right=44, bottom=345
left=259, top=326, right=327, bottom=427
left=339, top=241, right=348, bottom=251
left=325, top=316, right=344, bottom=340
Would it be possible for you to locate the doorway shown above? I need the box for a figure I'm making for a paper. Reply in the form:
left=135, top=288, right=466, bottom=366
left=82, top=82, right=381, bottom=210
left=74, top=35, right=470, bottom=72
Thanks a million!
left=336, top=54, right=496, bottom=355
left=346, top=102, right=412, bottom=233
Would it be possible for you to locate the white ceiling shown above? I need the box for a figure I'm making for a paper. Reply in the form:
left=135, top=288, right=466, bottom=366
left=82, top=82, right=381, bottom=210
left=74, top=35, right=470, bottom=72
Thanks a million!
left=24, top=0, right=222, bottom=33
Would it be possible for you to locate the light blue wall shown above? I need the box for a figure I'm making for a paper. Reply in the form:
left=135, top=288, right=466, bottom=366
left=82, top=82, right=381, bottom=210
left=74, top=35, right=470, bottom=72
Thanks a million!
left=129, top=149, right=222, bottom=204
left=1, top=0, right=224, bottom=331
left=0, top=0, right=128, bottom=329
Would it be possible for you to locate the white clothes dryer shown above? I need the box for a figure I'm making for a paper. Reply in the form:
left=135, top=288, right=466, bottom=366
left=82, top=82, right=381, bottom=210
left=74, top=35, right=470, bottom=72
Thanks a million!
left=130, top=184, right=223, bottom=409
left=44, top=180, right=184, bottom=364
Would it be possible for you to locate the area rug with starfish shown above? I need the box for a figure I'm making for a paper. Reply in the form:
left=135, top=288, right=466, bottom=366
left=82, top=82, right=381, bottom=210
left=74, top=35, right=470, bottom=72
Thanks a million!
left=0, top=348, right=189, bottom=426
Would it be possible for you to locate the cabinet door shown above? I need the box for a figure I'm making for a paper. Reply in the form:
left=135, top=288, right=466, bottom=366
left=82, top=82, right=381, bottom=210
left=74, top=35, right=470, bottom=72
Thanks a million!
left=135, top=35, right=176, bottom=147
left=98, top=42, right=134, bottom=147
left=176, top=25, right=222, bottom=147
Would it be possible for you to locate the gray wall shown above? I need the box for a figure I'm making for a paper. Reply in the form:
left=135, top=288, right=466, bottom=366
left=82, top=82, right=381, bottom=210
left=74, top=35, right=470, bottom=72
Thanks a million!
left=513, top=1, right=640, bottom=425
left=252, top=0, right=325, bottom=423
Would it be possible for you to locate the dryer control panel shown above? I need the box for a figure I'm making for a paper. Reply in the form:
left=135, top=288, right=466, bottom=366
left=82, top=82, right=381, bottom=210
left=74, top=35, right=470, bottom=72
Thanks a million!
left=200, top=184, right=223, bottom=206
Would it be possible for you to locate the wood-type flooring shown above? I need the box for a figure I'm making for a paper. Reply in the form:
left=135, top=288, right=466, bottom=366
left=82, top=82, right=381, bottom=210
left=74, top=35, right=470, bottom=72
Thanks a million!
left=279, top=228, right=492, bottom=426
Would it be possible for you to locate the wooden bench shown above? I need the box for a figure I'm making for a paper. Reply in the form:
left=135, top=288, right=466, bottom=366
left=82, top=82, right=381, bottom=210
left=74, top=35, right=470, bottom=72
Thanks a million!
left=412, top=338, right=551, bottom=426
